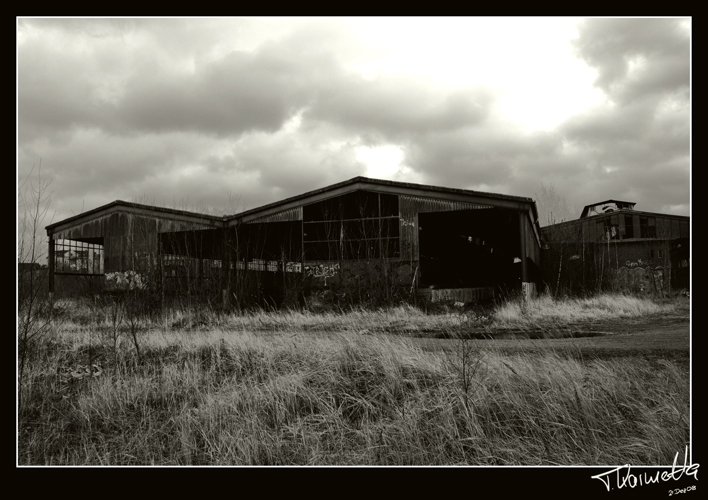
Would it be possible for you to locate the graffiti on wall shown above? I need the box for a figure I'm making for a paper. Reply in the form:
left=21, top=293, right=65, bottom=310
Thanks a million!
left=305, top=263, right=340, bottom=286
left=285, top=262, right=302, bottom=273
left=615, top=262, right=667, bottom=294
left=234, top=260, right=302, bottom=273
left=625, top=259, right=648, bottom=268
left=105, top=270, right=147, bottom=291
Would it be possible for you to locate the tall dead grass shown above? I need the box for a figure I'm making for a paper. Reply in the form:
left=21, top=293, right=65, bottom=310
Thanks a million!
left=492, top=292, right=678, bottom=330
left=50, top=292, right=682, bottom=338
left=18, top=320, right=689, bottom=465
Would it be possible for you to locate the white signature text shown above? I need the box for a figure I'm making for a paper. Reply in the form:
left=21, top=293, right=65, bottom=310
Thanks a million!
left=592, top=447, right=699, bottom=492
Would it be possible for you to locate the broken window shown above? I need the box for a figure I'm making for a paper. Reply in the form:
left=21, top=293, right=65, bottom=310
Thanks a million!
left=623, top=214, right=634, bottom=239
left=54, top=239, right=104, bottom=275
left=302, top=191, right=400, bottom=261
left=640, top=217, right=656, bottom=238
left=597, top=217, right=619, bottom=241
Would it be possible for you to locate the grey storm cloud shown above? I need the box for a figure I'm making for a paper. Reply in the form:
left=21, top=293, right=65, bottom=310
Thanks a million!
left=399, top=124, right=573, bottom=201
left=20, top=16, right=498, bottom=141
left=19, top=19, right=313, bottom=141
left=405, top=129, right=516, bottom=189
left=562, top=100, right=689, bottom=164
left=571, top=18, right=689, bottom=104
left=34, top=132, right=209, bottom=201
left=545, top=18, right=691, bottom=216
left=225, top=127, right=366, bottom=201
left=18, top=42, right=103, bottom=143
left=17, top=17, right=690, bottom=226
left=115, top=58, right=294, bottom=136
left=304, top=79, right=495, bottom=140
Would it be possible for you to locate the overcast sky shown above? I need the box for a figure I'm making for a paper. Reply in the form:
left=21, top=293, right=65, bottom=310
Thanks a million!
left=17, top=17, right=690, bottom=227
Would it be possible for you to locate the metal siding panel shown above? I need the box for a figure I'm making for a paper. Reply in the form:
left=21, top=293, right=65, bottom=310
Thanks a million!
left=671, top=219, right=681, bottom=239
left=104, top=236, right=117, bottom=272
left=248, top=207, right=303, bottom=224
left=680, top=220, right=689, bottom=238
left=657, top=217, right=671, bottom=239
left=131, top=215, right=157, bottom=254
left=412, top=214, right=419, bottom=262
left=146, top=218, right=159, bottom=254
left=157, top=218, right=213, bottom=233
left=159, top=219, right=176, bottom=234
left=105, top=213, right=123, bottom=237
left=55, top=219, right=102, bottom=241
left=115, top=235, right=127, bottom=270
left=117, top=213, right=128, bottom=239
left=400, top=195, right=492, bottom=213
left=100, top=215, right=110, bottom=237
left=122, top=234, right=132, bottom=270
left=399, top=196, right=417, bottom=262
left=93, top=219, right=105, bottom=238
left=526, top=218, right=537, bottom=263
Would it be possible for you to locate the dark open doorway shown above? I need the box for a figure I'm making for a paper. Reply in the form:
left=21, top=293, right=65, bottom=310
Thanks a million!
left=418, top=208, right=521, bottom=289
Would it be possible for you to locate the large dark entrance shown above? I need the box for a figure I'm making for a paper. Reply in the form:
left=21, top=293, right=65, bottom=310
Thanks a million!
left=418, top=208, right=521, bottom=289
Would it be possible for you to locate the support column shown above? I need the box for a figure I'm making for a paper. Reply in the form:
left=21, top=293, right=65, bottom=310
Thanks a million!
left=158, top=234, right=165, bottom=311
left=221, top=227, right=231, bottom=311
left=519, top=211, right=534, bottom=301
left=519, top=211, right=528, bottom=282
left=47, top=232, right=55, bottom=298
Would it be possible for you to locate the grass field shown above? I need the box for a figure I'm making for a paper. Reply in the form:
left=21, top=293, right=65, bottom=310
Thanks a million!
left=17, top=293, right=690, bottom=466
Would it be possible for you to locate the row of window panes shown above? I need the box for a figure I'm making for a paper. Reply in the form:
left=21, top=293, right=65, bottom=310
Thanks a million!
left=303, top=192, right=399, bottom=222
left=54, top=239, right=104, bottom=274
left=303, top=218, right=400, bottom=242
left=597, top=215, right=659, bottom=241
left=304, top=238, right=400, bottom=261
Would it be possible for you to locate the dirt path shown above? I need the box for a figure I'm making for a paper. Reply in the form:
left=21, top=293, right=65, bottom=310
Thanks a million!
left=408, top=313, right=691, bottom=366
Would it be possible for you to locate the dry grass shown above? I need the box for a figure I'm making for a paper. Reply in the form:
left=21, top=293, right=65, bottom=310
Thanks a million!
left=17, top=295, right=689, bottom=465
left=491, top=292, right=678, bottom=331
left=153, top=293, right=681, bottom=339
left=163, top=304, right=470, bottom=336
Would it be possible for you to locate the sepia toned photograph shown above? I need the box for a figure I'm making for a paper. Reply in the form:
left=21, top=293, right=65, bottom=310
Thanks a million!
left=18, top=17, right=691, bottom=480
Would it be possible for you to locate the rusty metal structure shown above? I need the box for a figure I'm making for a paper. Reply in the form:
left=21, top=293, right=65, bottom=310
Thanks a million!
left=541, top=200, right=690, bottom=295
left=46, top=177, right=542, bottom=307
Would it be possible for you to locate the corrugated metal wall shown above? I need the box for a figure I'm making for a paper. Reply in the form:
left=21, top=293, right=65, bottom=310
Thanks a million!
left=524, top=215, right=540, bottom=266
left=53, top=212, right=215, bottom=273
left=399, top=195, right=493, bottom=262
left=247, top=207, right=303, bottom=224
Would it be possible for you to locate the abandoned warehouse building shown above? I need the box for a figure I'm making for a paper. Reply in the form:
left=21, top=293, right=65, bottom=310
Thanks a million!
left=541, top=200, right=690, bottom=295
left=45, top=177, right=543, bottom=308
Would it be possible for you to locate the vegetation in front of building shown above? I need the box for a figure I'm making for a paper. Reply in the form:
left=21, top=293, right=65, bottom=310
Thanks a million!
left=17, top=294, right=689, bottom=466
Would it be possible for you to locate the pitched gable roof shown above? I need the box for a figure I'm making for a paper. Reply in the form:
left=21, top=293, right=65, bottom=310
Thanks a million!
left=227, top=176, right=538, bottom=224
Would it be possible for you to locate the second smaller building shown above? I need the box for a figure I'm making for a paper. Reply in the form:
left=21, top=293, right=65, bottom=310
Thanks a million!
left=541, top=199, right=689, bottom=295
